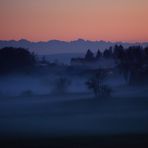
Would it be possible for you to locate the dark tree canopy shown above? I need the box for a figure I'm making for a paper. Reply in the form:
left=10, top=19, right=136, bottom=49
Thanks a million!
left=113, top=45, right=125, bottom=59
left=113, top=45, right=148, bottom=85
left=0, top=47, right=36, bottom=74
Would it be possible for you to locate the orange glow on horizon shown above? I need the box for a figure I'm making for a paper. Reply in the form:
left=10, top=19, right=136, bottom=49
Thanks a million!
left=0, top=0, right=148, bottom=42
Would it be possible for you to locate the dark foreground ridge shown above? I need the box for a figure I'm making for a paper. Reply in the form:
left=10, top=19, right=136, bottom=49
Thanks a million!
left=0, top=134, right=148, bottom=148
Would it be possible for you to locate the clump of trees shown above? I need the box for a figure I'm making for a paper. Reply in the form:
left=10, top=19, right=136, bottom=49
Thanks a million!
left=84, top=48, right=113, bottom=61
left=113, top=45, right=148, bottom=85
left=75, top=45, right=148, bottom=86
left=0, top=47, right=36, bottom=74
left=103, top=47, right=113, bottom=58
left=86, top=70, right=112, bottom=98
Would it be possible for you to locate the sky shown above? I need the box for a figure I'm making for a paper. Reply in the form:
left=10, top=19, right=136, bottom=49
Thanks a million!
left=0, top=0, right=148, bottom=42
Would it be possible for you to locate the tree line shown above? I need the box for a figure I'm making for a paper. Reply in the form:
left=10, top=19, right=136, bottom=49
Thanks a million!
left=84, top=45, right=148, bottom=85
left=0, top=47, right=36, bottom=74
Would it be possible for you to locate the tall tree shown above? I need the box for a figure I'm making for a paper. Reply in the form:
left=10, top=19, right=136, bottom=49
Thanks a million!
left=96, top=48, right=102, bottom=59
left=85, top=49, right=94, bottom=61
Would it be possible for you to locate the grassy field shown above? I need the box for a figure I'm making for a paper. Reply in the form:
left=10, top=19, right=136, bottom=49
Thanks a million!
left=0, top=93, right=148, bottom=147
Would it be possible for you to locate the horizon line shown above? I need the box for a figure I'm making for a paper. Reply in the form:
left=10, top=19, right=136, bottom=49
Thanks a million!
left=0, top=38, right=148, bottom=44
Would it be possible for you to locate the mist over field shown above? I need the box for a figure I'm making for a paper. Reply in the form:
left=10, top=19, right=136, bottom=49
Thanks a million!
left=0, top=46, right=148, bottom=148
left=1, top=85, right=148, bottom=142
left=0, top=65, right=148, bottom=138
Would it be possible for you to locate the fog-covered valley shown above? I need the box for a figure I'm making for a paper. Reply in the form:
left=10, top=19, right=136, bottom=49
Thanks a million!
left=0, top=46, right=148, bottom=140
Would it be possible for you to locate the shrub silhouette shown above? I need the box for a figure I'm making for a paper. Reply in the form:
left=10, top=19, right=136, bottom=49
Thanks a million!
left=86, top=70, right=112, bottom=98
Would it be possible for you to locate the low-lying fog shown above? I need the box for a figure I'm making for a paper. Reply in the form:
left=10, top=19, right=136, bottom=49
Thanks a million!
left=0, top=74, right=148, bottom=138
left=0, top=73, right=147, bottom=97
left=0, top=75, right=89, bottom=96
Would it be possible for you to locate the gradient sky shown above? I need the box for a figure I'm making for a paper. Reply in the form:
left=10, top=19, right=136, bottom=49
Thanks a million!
left=0, top=0, right=148, bottom=42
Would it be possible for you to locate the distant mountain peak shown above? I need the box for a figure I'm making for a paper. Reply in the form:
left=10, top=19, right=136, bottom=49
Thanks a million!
left=0, top=39, right=148, bottom=55
left=77, top=38, right=86, bottom=42
left=19, top=39, right=29, bottom=43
